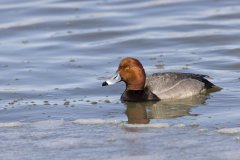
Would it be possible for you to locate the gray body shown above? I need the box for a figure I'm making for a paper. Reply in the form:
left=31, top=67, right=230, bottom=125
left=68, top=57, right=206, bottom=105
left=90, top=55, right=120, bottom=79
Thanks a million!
left=145, top=72, right=216, bottom=99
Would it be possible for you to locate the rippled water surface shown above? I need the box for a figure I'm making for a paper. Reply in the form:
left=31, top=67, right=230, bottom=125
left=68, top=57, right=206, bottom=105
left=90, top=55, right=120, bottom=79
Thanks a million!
left=0, top=0, right=240, bottom=159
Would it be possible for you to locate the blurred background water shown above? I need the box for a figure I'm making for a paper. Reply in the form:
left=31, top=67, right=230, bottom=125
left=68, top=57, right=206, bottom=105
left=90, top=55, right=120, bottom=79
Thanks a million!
left=0, top=0, right=240, bottom=159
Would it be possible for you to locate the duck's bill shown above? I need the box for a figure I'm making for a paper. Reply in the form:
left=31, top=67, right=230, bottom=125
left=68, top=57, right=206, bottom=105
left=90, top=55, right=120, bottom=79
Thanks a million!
left=102, top=72, right=121, bottom=86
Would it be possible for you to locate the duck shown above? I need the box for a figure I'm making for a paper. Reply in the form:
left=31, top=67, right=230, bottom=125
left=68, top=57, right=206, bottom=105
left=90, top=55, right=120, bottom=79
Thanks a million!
left=102, top=57, right=220, bottom=101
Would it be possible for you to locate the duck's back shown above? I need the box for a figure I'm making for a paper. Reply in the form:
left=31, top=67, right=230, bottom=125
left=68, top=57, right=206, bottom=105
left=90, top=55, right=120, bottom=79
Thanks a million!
left=145, top=72, right=217, bottom=99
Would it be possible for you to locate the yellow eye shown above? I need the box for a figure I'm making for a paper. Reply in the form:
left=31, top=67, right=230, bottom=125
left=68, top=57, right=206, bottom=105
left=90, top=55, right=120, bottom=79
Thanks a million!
left=125, top=66, right=130, bottom=71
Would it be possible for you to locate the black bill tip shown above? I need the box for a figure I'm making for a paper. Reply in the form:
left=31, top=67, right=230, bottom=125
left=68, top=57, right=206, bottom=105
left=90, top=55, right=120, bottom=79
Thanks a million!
left=102, top=81, right=108, bottom=86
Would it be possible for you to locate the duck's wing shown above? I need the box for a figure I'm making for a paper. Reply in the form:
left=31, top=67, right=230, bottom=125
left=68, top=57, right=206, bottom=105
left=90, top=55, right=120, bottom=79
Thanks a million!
left=145, top=72, right=216, bottom=99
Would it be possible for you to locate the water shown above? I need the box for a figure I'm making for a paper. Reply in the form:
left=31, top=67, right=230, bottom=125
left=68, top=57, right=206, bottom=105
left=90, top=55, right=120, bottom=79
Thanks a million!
left=0, top=0, right=240, bottom=159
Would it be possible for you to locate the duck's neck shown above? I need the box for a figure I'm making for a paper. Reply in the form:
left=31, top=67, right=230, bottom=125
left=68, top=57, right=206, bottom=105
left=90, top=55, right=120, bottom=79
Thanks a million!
left=126, top=84, right=145, bottom=90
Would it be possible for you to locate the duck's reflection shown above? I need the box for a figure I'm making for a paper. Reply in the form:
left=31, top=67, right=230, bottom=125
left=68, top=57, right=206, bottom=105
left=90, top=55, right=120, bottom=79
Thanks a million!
left=124, top=95, right=207, bottom=124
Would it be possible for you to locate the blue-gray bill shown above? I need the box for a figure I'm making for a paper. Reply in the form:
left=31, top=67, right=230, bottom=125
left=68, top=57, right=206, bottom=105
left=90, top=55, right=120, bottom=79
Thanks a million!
left=102, top=72, right=121, bottom=86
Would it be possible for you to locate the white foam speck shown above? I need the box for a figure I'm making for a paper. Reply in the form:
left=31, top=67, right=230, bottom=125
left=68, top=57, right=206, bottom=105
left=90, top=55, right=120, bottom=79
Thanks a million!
left=198, top=128, right=208, bottom=132
left=112, top=155, right=161, bottom=160
left=217, top=127, right=240, bottom=134
left=0, top=122, right=23, bottom=128
left=29, top=132, right=50, bottom=139
left=174, top=124, right=186, bottom=128
left=31, top=119, right=65, bottom=129
left=215, top=150, right=240, bottom=160
left=235, top=136, right=240, bottom=141
left=122, top=123, right=170, bottom=128
left=73, top=118, right=120, bottom=125
left=37, top=138, right=82, bottom=149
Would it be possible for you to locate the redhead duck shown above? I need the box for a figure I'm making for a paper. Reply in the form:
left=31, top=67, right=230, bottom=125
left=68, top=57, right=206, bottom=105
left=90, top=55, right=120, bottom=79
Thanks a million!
left=102, top=57, right=220, bottom=101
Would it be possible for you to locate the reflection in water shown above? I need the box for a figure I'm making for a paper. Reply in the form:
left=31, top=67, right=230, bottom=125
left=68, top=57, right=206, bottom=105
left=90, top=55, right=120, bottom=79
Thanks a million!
left=124, top=95, right=207, bottom=124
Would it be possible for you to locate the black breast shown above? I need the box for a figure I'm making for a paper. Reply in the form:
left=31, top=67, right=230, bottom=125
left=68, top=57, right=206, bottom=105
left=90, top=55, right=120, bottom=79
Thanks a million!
left=121, top=88, right=160, bottom=102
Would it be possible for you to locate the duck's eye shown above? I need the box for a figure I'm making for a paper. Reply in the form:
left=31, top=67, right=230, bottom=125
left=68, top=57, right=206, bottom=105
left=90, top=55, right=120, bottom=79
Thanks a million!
left=125, top=66, right=130, bottom=71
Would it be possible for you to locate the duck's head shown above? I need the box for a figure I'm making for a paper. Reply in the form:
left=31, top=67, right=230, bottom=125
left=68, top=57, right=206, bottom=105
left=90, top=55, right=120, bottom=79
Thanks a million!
left=102, top=57, right=146, bottom=90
